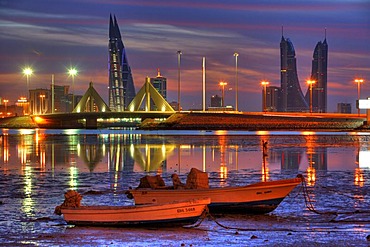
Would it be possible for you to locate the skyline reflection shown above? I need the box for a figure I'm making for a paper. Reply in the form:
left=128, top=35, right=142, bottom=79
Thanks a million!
left=0, top=130, right=368, bottom=186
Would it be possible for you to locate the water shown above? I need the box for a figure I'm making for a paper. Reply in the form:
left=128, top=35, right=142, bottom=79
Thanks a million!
left=1, top=129, right=370, bottom=246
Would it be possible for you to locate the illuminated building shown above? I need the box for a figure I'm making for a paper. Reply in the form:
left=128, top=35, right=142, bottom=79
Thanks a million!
left=108, top=14, right=136, bottom=112
left=150, top=69, right=167, bottom=99
left=52, top=85, right=70, bottom=113
left=15, top=97, right=30, bottom=115
left=280, top=35, right=308, bottom=112
left=337, top=103, right=351, bottom=113
left=29, top=89, right=50, bottom=115
left=265, top=86, right=280, bottom=112
left=210, top=95, right=222, bottom=107
left=305, top=38, right=328, bottom=113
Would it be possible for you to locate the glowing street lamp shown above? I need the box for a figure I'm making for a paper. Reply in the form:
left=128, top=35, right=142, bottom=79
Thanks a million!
left=68, top=68, right=78, bottom=109
left=307, top=80, right=316, bottom=113
left=233, top=52, right=239, bottom=111
left=219, top=81, right=228, bottom=107
left=39, top=94, right=45, bottom=114
left=177, top=51, right=182, bottom=111
left=23, top=67, right=33, bottom=97
left=261, top=81, right=269, bottom=112
left=355, top=78, right=364, bottom=115
left=3, top=99, right=8, bottom=114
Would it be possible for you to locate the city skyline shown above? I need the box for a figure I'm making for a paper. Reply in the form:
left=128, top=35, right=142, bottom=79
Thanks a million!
left=0, top=0, right=369, bottom=112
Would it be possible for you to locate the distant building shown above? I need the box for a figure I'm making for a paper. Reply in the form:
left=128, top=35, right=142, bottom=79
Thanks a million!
left=280, top=35, right=308, bottom=112
left=265, top=86, right=281, bottom=112
left=150, top=69, right=167, bottom=99
left=210, top=95, right=222, bottom=107
left=52, top=85, right=71, bottom=113
left=305, top=38, right=328, bottom=113
left=29, top=88, right=50, bottom=115
left=337, top=103, right=351, bottom=113
left=169, top=101, right=179, bottom=111
left=108, top=14, right=136, bottom=111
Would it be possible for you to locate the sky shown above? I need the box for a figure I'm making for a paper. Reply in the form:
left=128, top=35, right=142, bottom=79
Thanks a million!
left=0, top=0, right=369, bottom=112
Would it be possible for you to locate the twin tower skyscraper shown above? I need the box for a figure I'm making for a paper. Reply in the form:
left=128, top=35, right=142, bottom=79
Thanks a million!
left=108, top=15, right=328, bottom=113
left=279, top=30, right=328, bottom=112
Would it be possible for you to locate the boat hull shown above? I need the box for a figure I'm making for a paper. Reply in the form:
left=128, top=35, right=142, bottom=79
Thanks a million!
left=61, top=198, right=210, bottom=227
left=128, top=177, right=302, bottom=214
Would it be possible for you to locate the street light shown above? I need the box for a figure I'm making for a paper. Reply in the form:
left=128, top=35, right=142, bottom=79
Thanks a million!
left=3, top=99, right=8, bottom=115
left=68, top=68, right=78, bottom=110
left=177, top=51, right=182, bottom=111
left=233, top=52, right=239, bottom=111
left=261, top=81, right=269, bottom=112
left=307, top=80, right=316, bottom=113
left=40, top=94, right=45, bottom=114
left=23, top=67, right=33, bottom=98
left=219, top=81, right=228, bottom=107
left=355, top=78, right=364, bottom=116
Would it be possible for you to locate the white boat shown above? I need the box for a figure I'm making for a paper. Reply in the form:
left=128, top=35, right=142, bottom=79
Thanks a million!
left=127, top=175, right=303, bottom=214
left=56, top=191, right=210, bottom=226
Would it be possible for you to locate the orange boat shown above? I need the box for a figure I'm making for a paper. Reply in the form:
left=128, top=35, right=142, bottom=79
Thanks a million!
left=127, top=172, right=303, bottom=214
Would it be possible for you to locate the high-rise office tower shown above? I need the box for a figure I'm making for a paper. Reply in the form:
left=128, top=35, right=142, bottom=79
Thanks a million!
left=305, top=38, right=328, bottom=113
left=108, top=15, right=136, bottom=111
left=280, top=35, right=308, bottom=112
left=150, top=69, right=167, bottom=99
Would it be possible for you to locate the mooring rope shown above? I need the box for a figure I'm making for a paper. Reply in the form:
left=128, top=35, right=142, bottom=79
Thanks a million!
left=186, top=174, right=370, bottom=230
left=299, top=175, right=370, bottom=216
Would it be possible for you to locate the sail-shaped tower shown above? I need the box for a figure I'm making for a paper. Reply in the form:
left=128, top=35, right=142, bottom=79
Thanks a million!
left=305, top=37, right=328, bottom=113
left=280, top=35, right=309, bottom=112
left=108, top=15, right=136, bottom=111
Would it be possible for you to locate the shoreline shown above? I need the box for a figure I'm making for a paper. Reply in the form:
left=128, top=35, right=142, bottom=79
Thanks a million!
left=0, top=112, right=368, bottom=131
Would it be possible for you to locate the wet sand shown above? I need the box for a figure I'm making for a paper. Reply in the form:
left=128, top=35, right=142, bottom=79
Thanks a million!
left=1, top=132, right=370, bottom=246
left=1, top=171, right=370, bottom=246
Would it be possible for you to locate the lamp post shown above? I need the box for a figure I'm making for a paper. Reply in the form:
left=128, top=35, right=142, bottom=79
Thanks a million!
left=40, top=94, right=45, bottom=114
left=23, top=67, right=33, bottom=98
left=3, top=99, right=8, bottom=115
left=177, top=51, right=182, bottom=111
left=68, top=68, right=78, bottom=111
left=219, top=81, right=228, bottom=107
left=261, top=81, right=269, bottom=112
left=233, top=52, right=239, bottom=111
left=307, top=80, right=316, bottom=113
left=355, top=78, right=364, bottom=116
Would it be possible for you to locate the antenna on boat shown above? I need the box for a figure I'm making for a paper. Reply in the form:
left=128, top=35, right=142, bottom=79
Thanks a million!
left=262, top=140, right=268, bottom=182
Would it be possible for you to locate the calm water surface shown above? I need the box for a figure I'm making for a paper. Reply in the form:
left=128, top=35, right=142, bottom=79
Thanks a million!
left=1, top=129, right=370, bottom=246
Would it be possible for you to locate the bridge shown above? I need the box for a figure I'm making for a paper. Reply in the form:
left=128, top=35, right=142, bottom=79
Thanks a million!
left=30, top=80, right=176, bottom=129
left=32, top=111, right=174, bottom=129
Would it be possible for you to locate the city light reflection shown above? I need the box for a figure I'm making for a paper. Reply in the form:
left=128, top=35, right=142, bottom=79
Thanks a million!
left=21, top=166, right=34, bottom=217
left=354, top=168, right=364, bottom=187
left=69, top=166, right=78, bottom=189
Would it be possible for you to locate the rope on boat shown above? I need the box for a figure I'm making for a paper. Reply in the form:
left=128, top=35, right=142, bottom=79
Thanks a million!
left=186, top=175, right=370, bottom=231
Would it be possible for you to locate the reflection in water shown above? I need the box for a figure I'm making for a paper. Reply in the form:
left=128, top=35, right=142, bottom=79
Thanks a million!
left=22, top=166, right=34, bottom=217
left=0, top=131, right=369, bottom=184
left=355, top=168, right=364, bottom=187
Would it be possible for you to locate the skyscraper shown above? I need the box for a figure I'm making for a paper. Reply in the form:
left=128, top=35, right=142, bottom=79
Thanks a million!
left=150, top=69, right=167, bottom=99
left=280, top=35, right=308, bottom=112
left=108, top=15, right=136, bottom=112
left=305, top=38, right=328, bottom=113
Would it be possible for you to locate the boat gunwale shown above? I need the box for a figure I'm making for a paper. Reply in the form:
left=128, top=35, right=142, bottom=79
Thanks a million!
left=61, top=197, right=211, bottom=213
left=129, top=177, right=302, bottom=194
